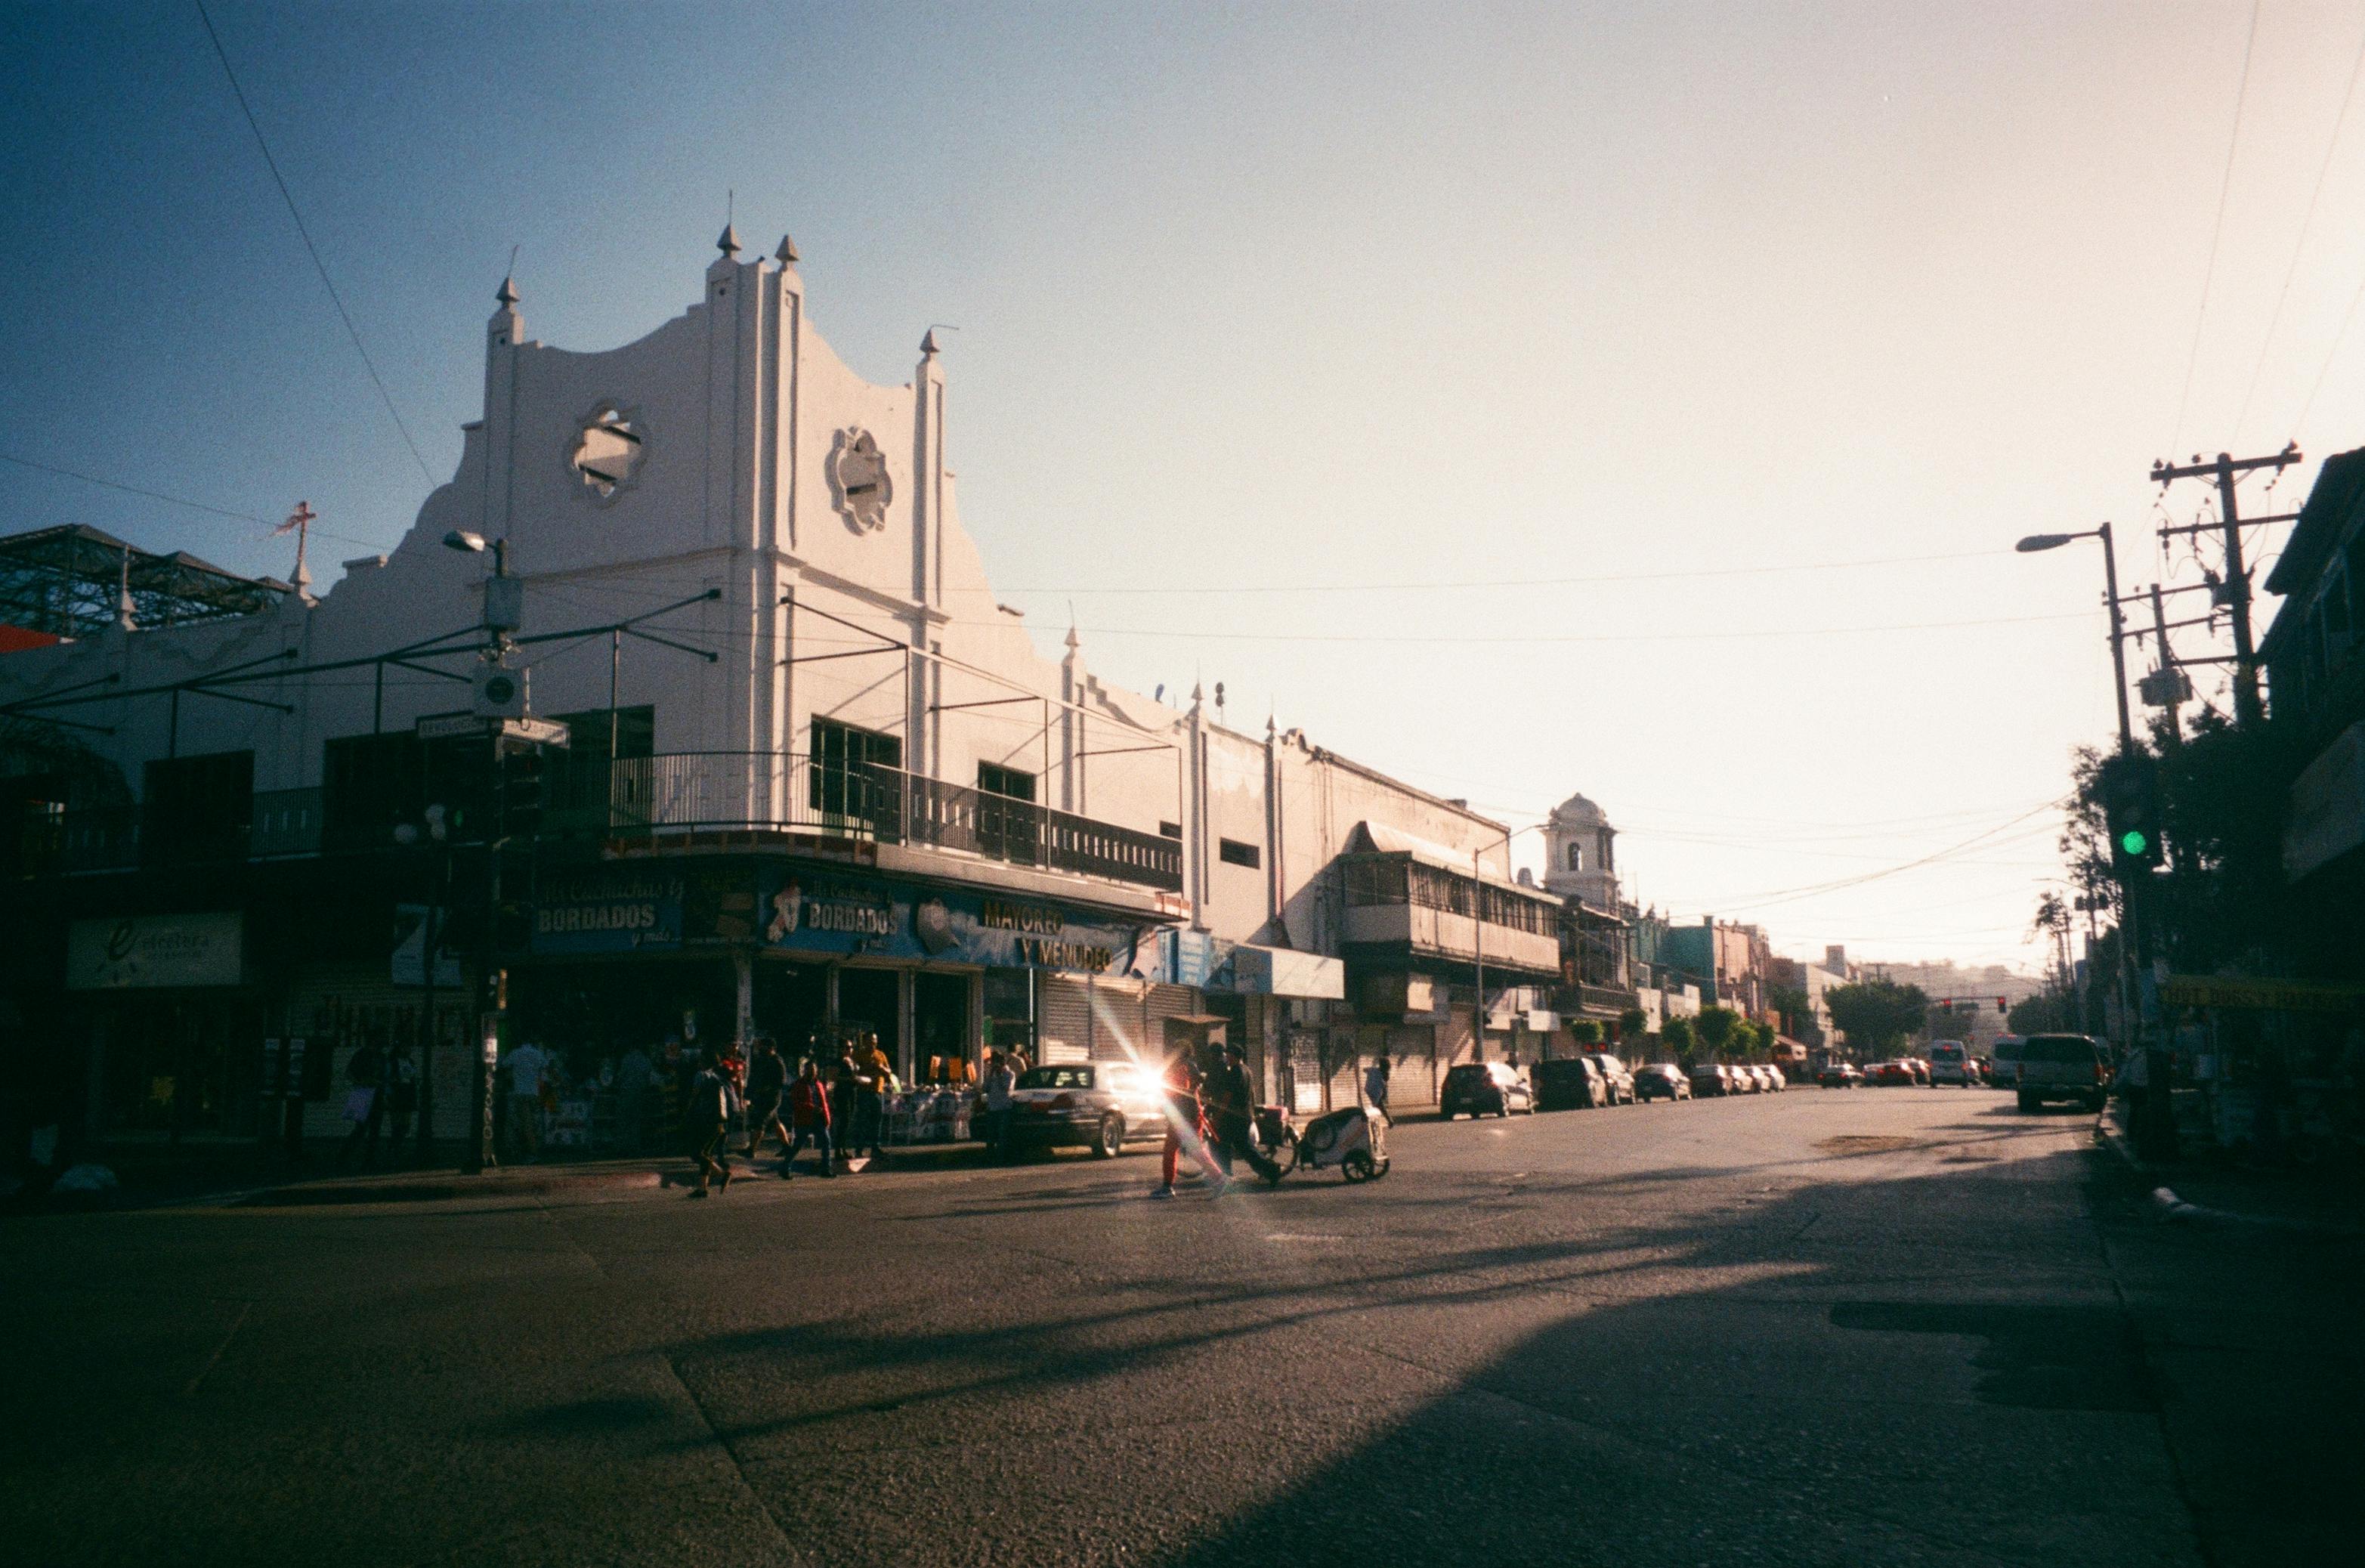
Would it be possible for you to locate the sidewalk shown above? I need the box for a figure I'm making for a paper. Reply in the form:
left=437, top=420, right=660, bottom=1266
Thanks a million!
left=2096, top=1099, right=2365, bottom=1236
left=4, top=1133, right=1006, bottom=1213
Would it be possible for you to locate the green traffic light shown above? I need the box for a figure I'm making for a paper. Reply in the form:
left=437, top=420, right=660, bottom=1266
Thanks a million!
left=2119, top=829, right=2148, bottom=856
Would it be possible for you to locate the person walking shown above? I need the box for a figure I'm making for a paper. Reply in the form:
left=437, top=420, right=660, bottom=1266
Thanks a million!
left=1363, top=1057, right=1393, bottom=1127
left=1151, top=1049, right=1224, bottom=1199
left=785, top=1056, right=837, bottom=1179
left=741, top=1036, right=790, bottom=1162
left=979, top=1051, right=1017, bottom=1161
left=338, top=1039, right=387, bottom=1170
left=686, top=1051, right=734, bottom=1198
left=1204, top=1043, right=1281, bottom=1186
left=857, top=1033, right=895, bottom=1161
left=504, top=1039, right=550, bottom=1163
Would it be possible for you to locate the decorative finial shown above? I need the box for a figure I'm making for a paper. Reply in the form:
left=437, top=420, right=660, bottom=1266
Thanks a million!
left=775, top=233, right=799, bottom=264
left=496, top=274, right=519, bottom=306
left=1064, top=623, right=1080, bottom=651
left=920, top=328, right=941, bottom=356
left=717, top=223, right=741, bottom=255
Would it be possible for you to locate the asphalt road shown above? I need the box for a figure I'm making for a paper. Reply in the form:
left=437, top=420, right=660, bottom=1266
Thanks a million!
left=5, top=1085, right=2357, bottom=1567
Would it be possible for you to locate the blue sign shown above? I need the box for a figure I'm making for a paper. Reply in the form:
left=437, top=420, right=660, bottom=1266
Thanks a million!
left=531, top=868, right=685, bottom=954
left=759, top=869, right=1161, bottom=977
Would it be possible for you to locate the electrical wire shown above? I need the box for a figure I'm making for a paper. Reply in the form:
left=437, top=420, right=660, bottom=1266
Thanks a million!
left=192, top=0, right=436, bottom=487
left=0, top=451, right=386, bottom=551
left=998, top=547, right=2008, bottom=596
left=2169, top=0, right=2265, bottom=461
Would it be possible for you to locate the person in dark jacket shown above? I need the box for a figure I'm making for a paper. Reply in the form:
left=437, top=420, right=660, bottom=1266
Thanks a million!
left=740, top=1036, right=790, bottom=1161
left=1203, top=1044, right=1281, bottom=1186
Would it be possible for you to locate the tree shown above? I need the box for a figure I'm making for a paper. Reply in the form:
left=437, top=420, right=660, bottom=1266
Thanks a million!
left=1823, top=979, right=1930, bottom=1054
left=1696, top=1006, right=1742, bottom=1058
left=1661, top=1014, right=1697, bottom=1066
left=1617, top=1007, right=1649, bottom=1041
left=1569, top=1019, right=1603, bottom=1047
left=2008, top=991, right=2078, bottom=1036
left=1766, top=984, right=1810, bottom=1039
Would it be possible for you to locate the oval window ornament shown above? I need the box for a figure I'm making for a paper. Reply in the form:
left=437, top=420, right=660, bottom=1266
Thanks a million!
left=829, top=428, right=892, bottom=533
left=571, top=404, right=645, bottom=499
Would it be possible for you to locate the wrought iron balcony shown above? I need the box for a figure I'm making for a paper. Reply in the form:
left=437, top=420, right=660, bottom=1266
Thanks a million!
left=601, top=753, right=1182, bottom=893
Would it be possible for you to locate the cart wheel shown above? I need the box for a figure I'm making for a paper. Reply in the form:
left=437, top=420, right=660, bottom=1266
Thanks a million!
left=1342, top=1150, right=1376, bottom=1183
left=1374, top=1157, right=1392, bottom=1179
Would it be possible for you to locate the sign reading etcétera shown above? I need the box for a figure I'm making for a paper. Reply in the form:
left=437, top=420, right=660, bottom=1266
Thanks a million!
left=68, top=912, right=244, bottom=990
left=762, top=872, right=1142, bottom=976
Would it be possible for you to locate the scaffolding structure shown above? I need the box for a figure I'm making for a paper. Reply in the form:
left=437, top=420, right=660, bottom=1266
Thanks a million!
left=0, top=524, right=290, bottom=638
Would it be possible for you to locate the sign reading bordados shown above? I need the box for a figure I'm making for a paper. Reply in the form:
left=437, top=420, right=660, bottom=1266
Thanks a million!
left=68, top=912, right=243, bottom=990
left=530, top=868, right=685, bottom=954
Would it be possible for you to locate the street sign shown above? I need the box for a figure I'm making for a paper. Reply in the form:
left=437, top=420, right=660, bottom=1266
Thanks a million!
left=415, top=714, right=570, bottom=747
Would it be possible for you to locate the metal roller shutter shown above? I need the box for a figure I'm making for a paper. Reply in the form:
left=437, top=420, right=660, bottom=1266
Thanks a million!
left=1327, top=1027, right=1362, bottom=1112
left=1144, top=982, right=1203, bottom=1059
left=1387, top=1025, right=1437, bottom=1107
left=1037, top=975, right=1093, bottom=1063
left=1086, top=976, right=1149, bottom=1063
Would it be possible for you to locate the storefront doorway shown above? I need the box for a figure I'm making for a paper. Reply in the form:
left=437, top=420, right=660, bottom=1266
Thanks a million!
left=752, top=959, right=830, bottom=1062
left=836, top=966, right=901, bottom=1075
left=913, top=970, right=970, bottom=1085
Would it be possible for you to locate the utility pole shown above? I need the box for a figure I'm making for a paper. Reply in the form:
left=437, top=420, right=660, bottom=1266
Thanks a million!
left=2147, top=583, right=2186, bottom=747
left=2150, top=444, right=2302, bottom=728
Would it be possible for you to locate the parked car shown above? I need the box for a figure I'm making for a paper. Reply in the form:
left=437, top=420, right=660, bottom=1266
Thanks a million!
left=1928, top=1041, right=1974, bottom=1087
left=1762, top=1065, right=1787, bottom=1092
left=1817, top=1062, right=1863, bottom=1089
left=1003, top=1061, right=1168, bottom=1156
left=2015, top=1033, right=2111, bottom=1112
left=1532, top=1056, right=1606, bottom=1112
left=1902, top=1057, right=1931, bottom=1085
left=1634, top=1063, right=1692, bottom=1101
left=1688, top=1062, right=1736, bottom=1097
left=1444, top=1062, right=1536, bottom=1118
left=1866, top=1060, right=1916, bottom=1087
left=1732, top=1066, right=1761, bottom=1094
left=1587, top=1053, right=1637, bottom=1105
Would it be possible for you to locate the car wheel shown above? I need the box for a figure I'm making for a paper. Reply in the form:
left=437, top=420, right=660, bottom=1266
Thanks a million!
left=2017, top=1092, right=2039, bottom=1113
left=1091, top=1114, right=1126, bottom=1158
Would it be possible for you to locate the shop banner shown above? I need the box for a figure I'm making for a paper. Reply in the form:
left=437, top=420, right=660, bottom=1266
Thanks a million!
left=531, top=868, right=685, bottom=954
left=760, top=870, right=1158, bottom=977
left=67, top=912, right=243, bottom=990
left=391, top=905, right=465, bottom=987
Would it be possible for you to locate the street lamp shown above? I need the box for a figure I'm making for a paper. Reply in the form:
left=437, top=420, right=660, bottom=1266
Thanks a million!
left=2016, top=523, right=2172, bottom=1158
left=2015, top=525, right=2132, bottom=751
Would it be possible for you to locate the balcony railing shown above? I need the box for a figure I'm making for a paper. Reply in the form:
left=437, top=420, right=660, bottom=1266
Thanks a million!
left=14, top=756, right=1183, bottom=896
left=607, top=753, right=1182, bottom=892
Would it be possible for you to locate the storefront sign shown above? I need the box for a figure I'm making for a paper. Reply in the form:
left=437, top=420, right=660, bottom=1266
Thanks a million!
left=67, top=912, right=243, bottom=990
left=530, top=869, right=685, bottom=954
left=2160, top=974, right=2364, bottom=1012
left=391, top=905, right=465, bottom=988
left=759, top=868, right=1153, bottom=976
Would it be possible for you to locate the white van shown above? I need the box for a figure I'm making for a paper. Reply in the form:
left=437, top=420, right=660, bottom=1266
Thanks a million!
left=1987, top=1035, right=2025, bottom=1088
left=1928, top=1040, right=1973, bottom=1086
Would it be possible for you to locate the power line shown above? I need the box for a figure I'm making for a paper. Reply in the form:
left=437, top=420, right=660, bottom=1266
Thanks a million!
left=2234, top=19, right=2365, bottom=443
left=0, top=451, right=385, bottom=550
left=2169, top=0, right=2264, bottom=460
left=1040, top=611, right=2090, bottom=646
left=1000, top=547, right=2004, bottom=596
left=2292, top=249, right=2365, bottom=438
left=192, top=0, right=436, bottom=487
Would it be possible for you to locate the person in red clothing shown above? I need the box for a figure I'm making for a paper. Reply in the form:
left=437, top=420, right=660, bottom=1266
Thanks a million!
left=1150, top=1048, right=1225, bottom=1199
left=784, top=1057, right=837, bottom=1179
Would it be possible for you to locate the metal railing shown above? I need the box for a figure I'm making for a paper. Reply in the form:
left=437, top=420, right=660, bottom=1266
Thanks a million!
left=14, top=755, right=1184, bottom=895
left=607, top=753, right=1182, bottom=892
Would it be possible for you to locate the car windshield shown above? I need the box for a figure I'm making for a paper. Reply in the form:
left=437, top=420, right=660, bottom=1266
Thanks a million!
left=2021, top=1036, right=2099, bottom=1063
left=1016, top=1066, right=1093, bottom=1089
left=1931, top=1044, right=1964, bottom=1061
left=1445, top=1065, right=1485, bottom=1083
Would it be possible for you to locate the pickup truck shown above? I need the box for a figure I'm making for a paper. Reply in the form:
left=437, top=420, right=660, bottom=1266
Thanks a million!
left=2014, top=1033, right=2110, bottom=1112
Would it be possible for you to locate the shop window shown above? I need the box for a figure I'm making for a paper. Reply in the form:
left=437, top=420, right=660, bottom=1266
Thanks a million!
left=1219, top=837, right=1260, bottom=869
left=141, top=750, right=253, bottom=865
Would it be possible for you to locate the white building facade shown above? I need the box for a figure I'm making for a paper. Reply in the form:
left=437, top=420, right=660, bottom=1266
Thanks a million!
left=2, top=234, right=1563, bottom=1144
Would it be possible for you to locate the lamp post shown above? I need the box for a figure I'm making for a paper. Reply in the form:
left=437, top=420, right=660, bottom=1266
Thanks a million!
left=2015, top=524, right=2172, bottom=1158
left=443, top=530, right=512, bottom=1174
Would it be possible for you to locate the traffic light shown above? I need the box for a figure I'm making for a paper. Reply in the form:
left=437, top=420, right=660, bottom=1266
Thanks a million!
left=1996, top=997, right=2007, bottom=1014
left=499, top=744, right=545, bottom=840
left=2098, top=753, right=2163, bottom=874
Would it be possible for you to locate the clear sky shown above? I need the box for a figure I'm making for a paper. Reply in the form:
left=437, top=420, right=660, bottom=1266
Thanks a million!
left=8, top=1, right=2365, bottom=973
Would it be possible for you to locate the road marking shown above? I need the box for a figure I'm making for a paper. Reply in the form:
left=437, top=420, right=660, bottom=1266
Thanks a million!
left=180, top=1299, right=253, bottom=1399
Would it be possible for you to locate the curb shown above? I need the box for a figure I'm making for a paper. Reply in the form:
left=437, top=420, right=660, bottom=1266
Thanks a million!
left=226, top=1166, right=669, bottom=1208
left=2092, top=1118, right=2363, bottom=1239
